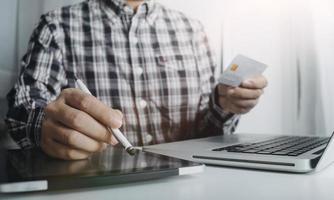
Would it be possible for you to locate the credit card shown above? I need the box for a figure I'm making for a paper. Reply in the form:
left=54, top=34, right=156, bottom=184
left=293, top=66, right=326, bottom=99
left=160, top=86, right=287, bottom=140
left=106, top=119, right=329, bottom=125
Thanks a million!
left=218, top=54, right=268, bottom=87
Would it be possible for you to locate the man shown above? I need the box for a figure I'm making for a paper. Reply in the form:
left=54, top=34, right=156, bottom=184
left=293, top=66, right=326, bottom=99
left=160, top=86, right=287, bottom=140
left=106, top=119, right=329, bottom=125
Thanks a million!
left=6, top=0, right=267, bottom=160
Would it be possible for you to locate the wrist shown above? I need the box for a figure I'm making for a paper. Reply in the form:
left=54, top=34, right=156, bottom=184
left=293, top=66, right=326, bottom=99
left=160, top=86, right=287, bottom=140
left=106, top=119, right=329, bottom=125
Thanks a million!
left=213, top=85, right=233, bottom=115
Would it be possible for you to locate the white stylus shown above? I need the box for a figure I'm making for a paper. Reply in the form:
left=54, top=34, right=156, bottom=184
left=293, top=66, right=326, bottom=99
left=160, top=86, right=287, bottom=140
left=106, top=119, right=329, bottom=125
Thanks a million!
left=75, top=78, right=137, bottom=155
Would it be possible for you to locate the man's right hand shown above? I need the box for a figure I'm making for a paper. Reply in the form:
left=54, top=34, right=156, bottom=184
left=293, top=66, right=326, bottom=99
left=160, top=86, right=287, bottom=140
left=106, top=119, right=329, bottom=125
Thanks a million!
left=41, top=88, right=123, bottom=160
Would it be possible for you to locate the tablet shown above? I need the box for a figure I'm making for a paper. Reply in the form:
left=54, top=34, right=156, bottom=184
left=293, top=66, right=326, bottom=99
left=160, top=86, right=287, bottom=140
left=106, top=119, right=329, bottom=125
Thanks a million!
left=0, top=147, right=204, bottom=193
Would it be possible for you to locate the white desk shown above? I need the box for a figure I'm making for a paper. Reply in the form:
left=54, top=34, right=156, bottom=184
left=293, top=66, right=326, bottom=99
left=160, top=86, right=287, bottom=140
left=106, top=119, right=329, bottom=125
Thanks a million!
left=1, top=133, right=334, bottom=200
left=2, top=154, right=334, bottom=200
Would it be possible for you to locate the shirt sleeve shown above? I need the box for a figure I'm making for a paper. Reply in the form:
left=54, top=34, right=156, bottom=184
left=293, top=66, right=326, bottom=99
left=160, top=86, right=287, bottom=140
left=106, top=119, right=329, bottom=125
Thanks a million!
left=192, top=21, right=240, bottom=138
left=5, top=15, right=67, bottom=149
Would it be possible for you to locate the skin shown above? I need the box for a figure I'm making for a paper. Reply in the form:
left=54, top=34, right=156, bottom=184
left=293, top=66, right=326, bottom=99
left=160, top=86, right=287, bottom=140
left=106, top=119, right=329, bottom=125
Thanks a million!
left=40, top=0, right=268, bottom=160
left=217, top=75, right=268, bottom=114
left=41, top=89, right=122, bottom=160
left=126, top=0, right=144, bottom=11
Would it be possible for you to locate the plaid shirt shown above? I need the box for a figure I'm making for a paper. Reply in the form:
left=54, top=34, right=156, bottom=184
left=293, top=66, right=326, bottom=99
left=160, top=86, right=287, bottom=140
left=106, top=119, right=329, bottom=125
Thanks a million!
left=5, top=0, right=239, bottom=149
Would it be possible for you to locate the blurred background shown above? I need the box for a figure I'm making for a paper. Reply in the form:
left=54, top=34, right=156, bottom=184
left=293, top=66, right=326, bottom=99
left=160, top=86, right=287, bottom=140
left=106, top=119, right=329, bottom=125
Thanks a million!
left=0, top=0, right=333, bottom=139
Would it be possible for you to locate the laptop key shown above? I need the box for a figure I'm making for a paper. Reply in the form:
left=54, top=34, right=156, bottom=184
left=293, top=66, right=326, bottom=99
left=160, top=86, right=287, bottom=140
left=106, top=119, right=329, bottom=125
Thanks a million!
left=212, top=136, right=330, bottom=156
left=272, top=151, right=289, bottom=155
left=242, top=150, right=259, bottom=153
left=287, top=152, right=301, bottom=156
left=257, top=151, right=273, bottom=154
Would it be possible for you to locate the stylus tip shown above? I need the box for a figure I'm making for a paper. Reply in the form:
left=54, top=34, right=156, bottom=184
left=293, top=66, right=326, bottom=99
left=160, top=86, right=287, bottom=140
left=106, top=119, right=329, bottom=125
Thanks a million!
left=126, top=147, right=139, bottom=156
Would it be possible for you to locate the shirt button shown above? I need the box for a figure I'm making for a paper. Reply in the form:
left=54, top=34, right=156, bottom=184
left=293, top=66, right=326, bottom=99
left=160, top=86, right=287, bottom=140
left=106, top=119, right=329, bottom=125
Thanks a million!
left=134, top=66, right=143, bottom=75
left=132, top=37, right=138, bottom=45
left=139, top=99, right=147, bottom=109
left=145, top=134, right=153, bottom=143
left=111, top=18, right=117, bottom=24
left=124, top=6, right=134, bottom=15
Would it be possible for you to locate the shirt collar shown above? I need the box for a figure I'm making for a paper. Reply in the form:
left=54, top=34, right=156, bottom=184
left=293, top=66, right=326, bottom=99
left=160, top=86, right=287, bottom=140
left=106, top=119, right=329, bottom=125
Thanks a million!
left=104, top=0, right=154, bottom=17
left=93, top=0, right=159, bottom=25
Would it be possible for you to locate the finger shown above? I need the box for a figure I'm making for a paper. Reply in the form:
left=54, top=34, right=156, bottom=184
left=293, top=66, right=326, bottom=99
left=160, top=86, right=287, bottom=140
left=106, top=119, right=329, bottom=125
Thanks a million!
left=226, top=103, right=251, bottom=114
left=217, top=84, right=235, bottom=96
left=241, top=75, right=268, bottom=89
left=46, top=119, right=108, bottom=153
left=232, top=99, right=259, bottom=109
left=42, top=138, right=91, bottom=160
left=67, top=160, right=90, bottom=173
left=218, top=97, right=253, bottom=114
left=45, top=101, right=119, bottom=145
left=229, top=88, right=263, bottom=99
left=98, top=143, right=109, bottom=152
left=217, top=98, right=234, bottom=114
left=62, top=88, right=123, bottom=128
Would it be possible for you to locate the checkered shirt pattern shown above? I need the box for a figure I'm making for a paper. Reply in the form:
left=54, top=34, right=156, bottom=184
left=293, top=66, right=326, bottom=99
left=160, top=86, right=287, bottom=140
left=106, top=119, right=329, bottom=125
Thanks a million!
left=5, top=0, right=239, bottom=149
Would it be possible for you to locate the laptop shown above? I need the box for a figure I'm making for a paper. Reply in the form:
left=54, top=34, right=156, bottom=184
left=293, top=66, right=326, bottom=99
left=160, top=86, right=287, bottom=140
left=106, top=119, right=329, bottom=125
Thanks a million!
left=144, top=132, right=334, bottom=173
left=0, top=147, right=204, bottom=193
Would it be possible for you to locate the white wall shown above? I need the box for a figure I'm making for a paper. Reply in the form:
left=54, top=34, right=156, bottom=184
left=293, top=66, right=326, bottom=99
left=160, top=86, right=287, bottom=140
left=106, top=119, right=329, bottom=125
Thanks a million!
left=220, top=0, right=291, bottom=135
left=310, top=0, right=334, bottom=135
left=0, top=0, right=18, bottom=99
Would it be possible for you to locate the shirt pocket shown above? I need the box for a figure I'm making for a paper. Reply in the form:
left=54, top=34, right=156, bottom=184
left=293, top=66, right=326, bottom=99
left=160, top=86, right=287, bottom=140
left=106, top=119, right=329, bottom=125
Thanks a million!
left=155, top=53, right=198, bottom=73
left=151, top=52, right=201, bottom=115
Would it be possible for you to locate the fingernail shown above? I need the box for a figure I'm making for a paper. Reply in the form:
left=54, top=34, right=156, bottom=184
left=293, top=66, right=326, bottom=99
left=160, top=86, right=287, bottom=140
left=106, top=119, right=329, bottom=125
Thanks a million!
left=227, top=89, right=235, bottom=95
left=114, top=110, right=123, bottom=120
left=110, top=136, right=119, bottom=146
left=244, top=80, right=253, bottom=85
left=113, top=110, right=123, bottom=126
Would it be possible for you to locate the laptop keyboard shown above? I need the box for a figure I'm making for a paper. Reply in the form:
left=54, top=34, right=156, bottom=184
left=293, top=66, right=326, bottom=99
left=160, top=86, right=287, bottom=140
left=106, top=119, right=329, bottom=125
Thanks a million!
left=212, top=136, right=329, bottom=156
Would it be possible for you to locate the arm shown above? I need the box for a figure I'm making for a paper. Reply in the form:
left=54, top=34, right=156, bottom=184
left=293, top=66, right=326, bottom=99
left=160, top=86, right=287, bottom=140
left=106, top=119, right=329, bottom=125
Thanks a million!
left=193, top=23, right=267, bottom=137
left=193, top=22, right=240, bottom=137
left=5, top=15, right=67, bottom=148
left=6, top=15, right=122, bottom=160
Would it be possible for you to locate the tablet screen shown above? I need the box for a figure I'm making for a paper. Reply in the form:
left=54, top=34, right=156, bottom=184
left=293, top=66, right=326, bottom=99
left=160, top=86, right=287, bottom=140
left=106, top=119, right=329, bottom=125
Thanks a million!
left=2, top=147, right=200, bottom=184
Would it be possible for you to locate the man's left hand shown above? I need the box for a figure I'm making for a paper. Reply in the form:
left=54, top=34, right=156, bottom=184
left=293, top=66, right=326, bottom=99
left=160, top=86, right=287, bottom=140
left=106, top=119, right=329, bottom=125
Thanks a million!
left=217, top=75, right=268, bottom=114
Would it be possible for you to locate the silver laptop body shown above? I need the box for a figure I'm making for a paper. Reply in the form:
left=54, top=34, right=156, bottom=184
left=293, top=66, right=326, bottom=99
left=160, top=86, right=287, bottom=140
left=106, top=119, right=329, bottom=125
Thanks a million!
left=145, top=132, right=334, bottom=173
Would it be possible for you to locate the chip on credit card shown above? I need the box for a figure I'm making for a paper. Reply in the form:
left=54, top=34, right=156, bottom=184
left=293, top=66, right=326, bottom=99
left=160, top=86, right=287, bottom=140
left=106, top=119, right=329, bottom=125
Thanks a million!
left=218, top=54, right=268, bottom=87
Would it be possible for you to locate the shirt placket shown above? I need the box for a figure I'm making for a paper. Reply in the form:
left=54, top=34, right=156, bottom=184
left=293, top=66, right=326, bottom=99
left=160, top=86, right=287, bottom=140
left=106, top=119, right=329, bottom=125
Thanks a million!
left=126, top=9, right=153, bottom=145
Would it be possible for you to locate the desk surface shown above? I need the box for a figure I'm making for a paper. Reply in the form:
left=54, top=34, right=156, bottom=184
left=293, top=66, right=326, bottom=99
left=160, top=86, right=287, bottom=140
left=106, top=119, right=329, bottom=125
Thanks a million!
left=2, top=161, right=334, bottom=200
left=2, top=135, right=334, bottom=200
